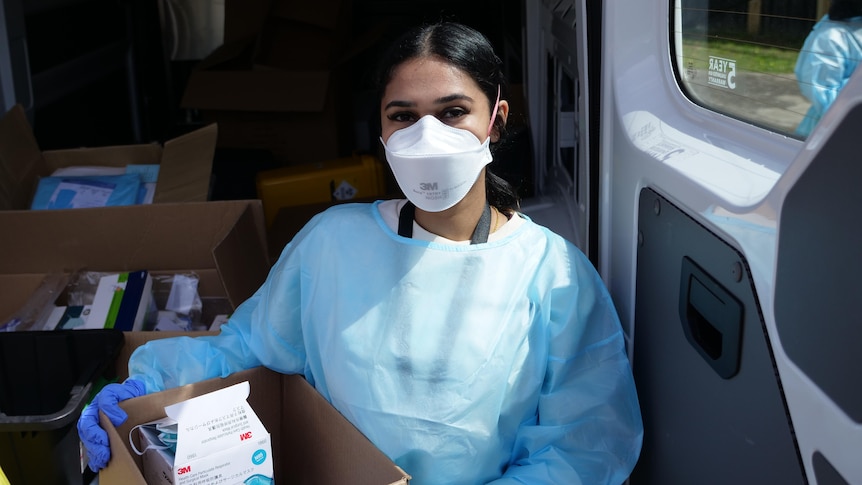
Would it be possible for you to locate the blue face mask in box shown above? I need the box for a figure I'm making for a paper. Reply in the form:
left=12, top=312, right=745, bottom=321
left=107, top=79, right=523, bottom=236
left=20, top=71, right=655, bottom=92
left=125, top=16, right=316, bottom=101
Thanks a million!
left=155, top=422, right=178, bottom=453
left=130, top=419, right=178, bottom=456
left=244, top=474, right=274, bottom=485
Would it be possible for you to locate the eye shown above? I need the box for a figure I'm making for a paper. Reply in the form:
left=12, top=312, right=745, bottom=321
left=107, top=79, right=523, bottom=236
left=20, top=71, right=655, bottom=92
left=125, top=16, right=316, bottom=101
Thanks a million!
left=440, top=107, right=468, bottom=121
left=387, top=111, right=417, bottom=123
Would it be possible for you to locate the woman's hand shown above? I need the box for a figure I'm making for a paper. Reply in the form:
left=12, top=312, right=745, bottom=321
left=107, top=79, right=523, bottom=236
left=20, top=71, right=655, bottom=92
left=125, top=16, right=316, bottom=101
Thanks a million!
left=76, top=379, right=147, bottom=471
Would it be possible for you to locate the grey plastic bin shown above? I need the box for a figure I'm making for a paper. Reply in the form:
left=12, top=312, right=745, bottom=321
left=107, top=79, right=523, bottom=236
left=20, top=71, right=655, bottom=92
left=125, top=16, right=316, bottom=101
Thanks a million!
left=0, top=329, right=124, bottom=485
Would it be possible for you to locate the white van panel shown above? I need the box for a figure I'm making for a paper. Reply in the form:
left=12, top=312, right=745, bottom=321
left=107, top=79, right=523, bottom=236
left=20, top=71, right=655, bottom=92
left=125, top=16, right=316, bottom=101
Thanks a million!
left=602, top=0, right=862, bottom=483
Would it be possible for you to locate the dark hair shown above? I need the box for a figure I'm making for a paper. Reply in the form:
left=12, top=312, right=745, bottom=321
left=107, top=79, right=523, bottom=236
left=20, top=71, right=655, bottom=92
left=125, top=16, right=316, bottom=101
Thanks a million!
left=375, top=22, right=520, bottom=212
left=830, top=0, right=862, bottom=20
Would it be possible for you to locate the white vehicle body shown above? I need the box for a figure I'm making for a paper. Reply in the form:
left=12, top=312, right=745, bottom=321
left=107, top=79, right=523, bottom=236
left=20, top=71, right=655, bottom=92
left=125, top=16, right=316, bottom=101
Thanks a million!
left=525, top=0, right=859, bottom=483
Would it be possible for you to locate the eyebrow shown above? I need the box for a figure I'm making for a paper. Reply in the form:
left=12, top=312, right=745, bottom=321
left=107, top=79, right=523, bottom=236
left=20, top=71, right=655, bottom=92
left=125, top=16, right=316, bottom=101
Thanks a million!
left=384, top=93, right=475, bottom=110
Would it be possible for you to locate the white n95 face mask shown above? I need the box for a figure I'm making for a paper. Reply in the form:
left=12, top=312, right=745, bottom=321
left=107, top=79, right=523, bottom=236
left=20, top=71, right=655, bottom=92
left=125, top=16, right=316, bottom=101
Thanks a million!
left=381, top=115, right=493, bottom=212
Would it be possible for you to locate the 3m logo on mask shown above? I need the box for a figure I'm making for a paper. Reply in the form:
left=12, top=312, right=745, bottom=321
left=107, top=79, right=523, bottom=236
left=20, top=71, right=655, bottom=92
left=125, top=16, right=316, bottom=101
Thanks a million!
left=382, top=114, right=493, bottom=212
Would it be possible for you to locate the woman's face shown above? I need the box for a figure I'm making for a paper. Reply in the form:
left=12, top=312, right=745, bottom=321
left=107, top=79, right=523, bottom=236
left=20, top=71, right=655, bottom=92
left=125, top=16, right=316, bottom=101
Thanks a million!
left=380, top=56, right=495, bottom=144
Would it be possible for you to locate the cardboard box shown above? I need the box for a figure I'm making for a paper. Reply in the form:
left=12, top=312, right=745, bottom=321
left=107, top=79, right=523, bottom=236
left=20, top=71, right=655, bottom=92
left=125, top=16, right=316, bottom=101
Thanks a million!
left=180, top=37, right=349, bottom=165
left=0, top=200, right=270, bottom=331
left=0, top=104, right=217, bottom=211
left=181, top=0, right=382, bottom=165
left=101, top=367, right=411, bottom=484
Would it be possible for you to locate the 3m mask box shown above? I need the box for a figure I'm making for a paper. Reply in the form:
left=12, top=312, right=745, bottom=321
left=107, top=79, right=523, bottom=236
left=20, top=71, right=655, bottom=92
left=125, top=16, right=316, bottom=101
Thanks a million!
left=139, top=381, right=273, bottom=485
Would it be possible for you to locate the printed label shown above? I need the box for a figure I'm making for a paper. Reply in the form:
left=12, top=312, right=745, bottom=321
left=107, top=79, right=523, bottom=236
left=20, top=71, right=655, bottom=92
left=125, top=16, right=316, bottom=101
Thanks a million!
left=707, top=56, right=737, bottom=89
left=50, top=179, right=115, bottom=208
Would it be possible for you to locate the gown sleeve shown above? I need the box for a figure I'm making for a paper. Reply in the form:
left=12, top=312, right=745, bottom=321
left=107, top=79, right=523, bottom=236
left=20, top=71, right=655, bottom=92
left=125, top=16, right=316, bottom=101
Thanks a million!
left=795, top=17, right=862, bottom=135
left=490, top=244, right=644, bottom=485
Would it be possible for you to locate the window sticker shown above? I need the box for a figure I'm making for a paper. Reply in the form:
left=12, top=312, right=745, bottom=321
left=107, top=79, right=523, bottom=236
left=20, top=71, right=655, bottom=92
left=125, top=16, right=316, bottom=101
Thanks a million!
left=707, top=56, right=737, bottom=90
left=674, top=1, right=826, bottom=138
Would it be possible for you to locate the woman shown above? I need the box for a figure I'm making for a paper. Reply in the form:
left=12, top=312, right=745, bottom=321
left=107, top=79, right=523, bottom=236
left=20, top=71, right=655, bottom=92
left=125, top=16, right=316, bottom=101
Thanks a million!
left=79, top=22, right=643, bottom=484
left=795, top=0, right=862, bottom=137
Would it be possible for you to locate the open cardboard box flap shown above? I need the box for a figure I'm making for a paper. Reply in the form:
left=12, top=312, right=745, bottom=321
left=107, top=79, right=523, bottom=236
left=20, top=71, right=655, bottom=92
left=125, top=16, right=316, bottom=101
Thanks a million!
left=0, top=104, right=50, bottom=211
left=151, top=124, right=218, bottom=204
left=181, top=0, right=374, bottom=115
left=101, top=367, right=410, bottom=484
left=0, top=104, right=216, bottom=210
left=0, top=200, right=269, bottom=323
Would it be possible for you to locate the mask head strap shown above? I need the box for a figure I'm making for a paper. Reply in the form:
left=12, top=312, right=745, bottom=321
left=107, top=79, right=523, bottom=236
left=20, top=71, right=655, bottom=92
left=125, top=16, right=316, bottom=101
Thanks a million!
left=130, top=424, right=174, bottom=456
left=487, top=85, right=501, bottom=137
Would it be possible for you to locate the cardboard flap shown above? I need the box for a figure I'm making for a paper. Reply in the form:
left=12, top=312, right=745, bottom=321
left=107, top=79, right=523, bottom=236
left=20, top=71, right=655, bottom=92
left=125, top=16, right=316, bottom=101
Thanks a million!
left=153, top=124, right=217, bottom=203
left=213, top=201, right=270, bottom=308
left=0, top=200, right=264, bottom=275
left=0, top=105, right=47, bottom=211
left=101, top=411, right=148, bottom=485
left=42, top=144, right=163, bottom=171
left=279, top=375, right=412, bottom=484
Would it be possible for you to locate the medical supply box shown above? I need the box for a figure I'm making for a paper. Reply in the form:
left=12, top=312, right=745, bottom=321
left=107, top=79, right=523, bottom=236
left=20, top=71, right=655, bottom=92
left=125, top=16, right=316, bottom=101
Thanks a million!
left=180, top=0, right=358, bottom=165
left=255, top=154, right=387, bottom=227
left=102, top=366, right=411, bottom=485
left=0, top=200, right=270, bottom=337
left=138, top=381, right=273, bottom=485
left=0, top=104, right=216, bottom=211
left=0, top=329, right=125, bottom=485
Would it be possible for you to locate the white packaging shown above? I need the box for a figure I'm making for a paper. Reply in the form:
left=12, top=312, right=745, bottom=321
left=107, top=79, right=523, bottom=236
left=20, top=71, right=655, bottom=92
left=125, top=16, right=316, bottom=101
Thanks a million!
left=137, top=381, right=274, bottom=485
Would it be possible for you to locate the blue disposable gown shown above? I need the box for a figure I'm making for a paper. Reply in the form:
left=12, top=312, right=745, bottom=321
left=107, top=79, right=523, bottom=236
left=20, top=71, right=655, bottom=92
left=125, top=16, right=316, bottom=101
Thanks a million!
left=128, top=201, right=643, bottom=484
left=795, top=15, right=862, bottom=136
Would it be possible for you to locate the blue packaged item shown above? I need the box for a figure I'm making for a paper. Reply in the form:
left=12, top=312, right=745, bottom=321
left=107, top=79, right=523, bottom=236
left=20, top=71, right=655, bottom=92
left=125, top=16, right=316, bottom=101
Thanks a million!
left=30, top=173, right=142, bottom=210
left=126, top=164, right=160, bottom=204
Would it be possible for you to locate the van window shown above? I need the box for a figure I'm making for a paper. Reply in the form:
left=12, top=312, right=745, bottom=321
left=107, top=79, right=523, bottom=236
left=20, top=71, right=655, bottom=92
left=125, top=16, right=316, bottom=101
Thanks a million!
left=674, top=1, right=861, bottom=138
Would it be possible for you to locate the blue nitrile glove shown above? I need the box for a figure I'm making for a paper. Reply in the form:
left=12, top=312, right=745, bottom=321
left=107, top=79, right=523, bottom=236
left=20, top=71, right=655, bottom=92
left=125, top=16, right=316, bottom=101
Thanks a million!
left=77, top=379, right=146, bottom=472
